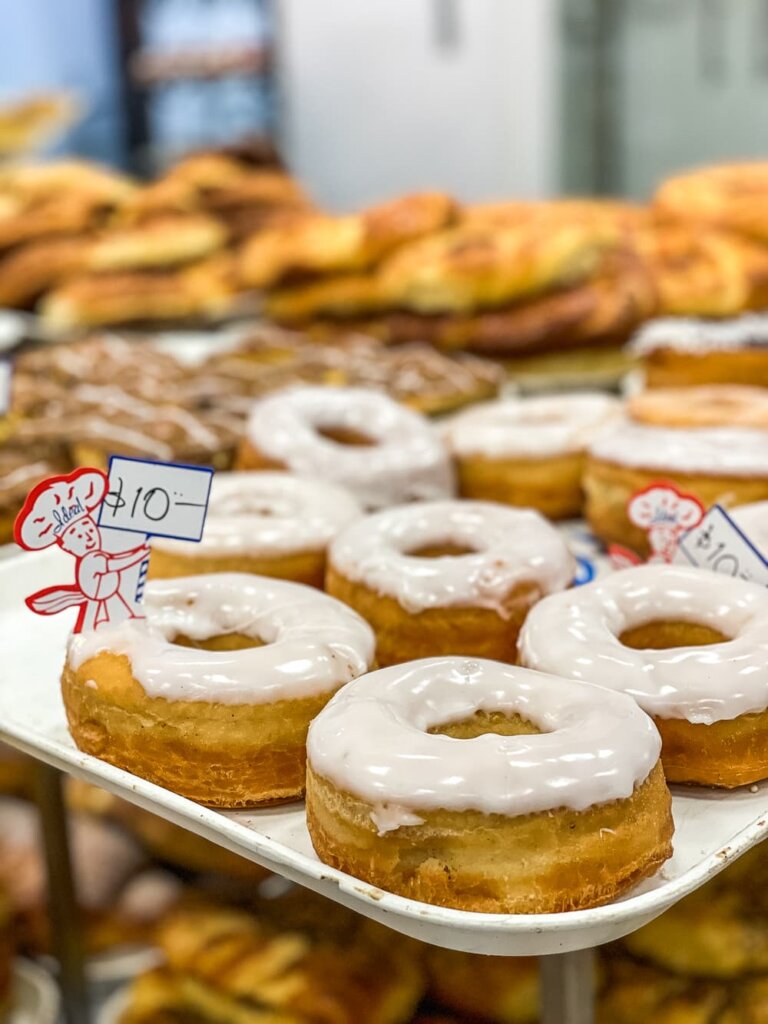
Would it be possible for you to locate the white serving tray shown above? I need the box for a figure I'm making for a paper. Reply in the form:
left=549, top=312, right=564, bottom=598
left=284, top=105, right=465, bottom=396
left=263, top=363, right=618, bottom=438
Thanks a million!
left=1, top=549, right=767, bottom=956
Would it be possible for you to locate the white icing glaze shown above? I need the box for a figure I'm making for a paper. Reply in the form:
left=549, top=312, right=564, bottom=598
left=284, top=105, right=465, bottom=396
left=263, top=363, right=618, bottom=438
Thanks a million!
left=245, top=386, right=455, bottom=510
left=328, top=500, right=575, bottom=615
left=631, top=315, right=768, bottom=355
left=443, top=393, right=622, bottom=459
left=589, top=420, right=768, bottom=476
left=306, top=657, right=661, bottom=827
left=518, top=564, right=768, bottom=724
left=152, top=472, right=362, bottom=558
left=67, top=573, right=375, bottom=704
left=732, top=501, right=768, bottom=557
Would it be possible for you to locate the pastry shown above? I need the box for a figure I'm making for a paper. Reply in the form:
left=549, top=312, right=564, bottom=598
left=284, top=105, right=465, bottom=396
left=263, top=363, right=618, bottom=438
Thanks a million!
left=598, top=957, right=728, bottom=1024
left=632, top=224, right=768, bottom=317
left=237, top=386, right=455, bottom=510
left=584, top=387, right=768, bottom=555
left=150, top=471, right=362, bottom=586
left=425, top=947, right=539, bottom=1023
left=630, top=315, right=768, bottom=389
left=40, top=255, right=236, bottom=332
left=0, top=92, right=78, bottom=156
left=238, top=192, right=457, bottom=288
left=0, top=449, right=65, bottom=545
left=0, top=743, right=34, bottom=797
left=519, top=563, right=768, bottom=786
left=62, top=574, right=375, bottom=806
left=306, top=656, right=673, bottom=913
left=654, top=162, right=768, bottom=244
left=86, top=214, right=226, bottom=271
left=443, top=393, right=621, bottom=519
left=0, top=236, right=92, bottom=308
left=118, top=901, right=423, bottom=1024
left=326, top=500, right=574, bottom=666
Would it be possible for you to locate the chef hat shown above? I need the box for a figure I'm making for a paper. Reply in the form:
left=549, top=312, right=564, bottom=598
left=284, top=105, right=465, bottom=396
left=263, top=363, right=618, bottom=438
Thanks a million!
left=628, top=485, right=703, bottom=530
left=14, top=468, right=108, bottom=551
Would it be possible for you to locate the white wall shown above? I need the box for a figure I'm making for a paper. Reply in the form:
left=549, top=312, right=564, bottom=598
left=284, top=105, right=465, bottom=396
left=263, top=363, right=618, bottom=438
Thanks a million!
left=276, top=0, right=560, bottom=211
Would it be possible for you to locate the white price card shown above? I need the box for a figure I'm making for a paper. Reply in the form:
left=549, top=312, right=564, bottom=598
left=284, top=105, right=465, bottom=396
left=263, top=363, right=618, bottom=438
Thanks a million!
left=674, top=504, right=768, bottom=586
left=97, top=456, right=213, bottom=541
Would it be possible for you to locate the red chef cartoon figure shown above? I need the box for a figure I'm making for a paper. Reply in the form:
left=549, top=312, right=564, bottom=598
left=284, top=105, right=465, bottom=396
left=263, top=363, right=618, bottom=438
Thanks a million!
left=627, top=483, right=705, bottom=564
left=14, top=467, right=150, bottom=633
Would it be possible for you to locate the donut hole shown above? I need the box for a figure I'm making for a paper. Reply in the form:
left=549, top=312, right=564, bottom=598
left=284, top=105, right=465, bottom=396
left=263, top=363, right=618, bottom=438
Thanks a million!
left=316, top=425, right=376, bottom=447
left=407, top=542, right=478, bottom=558
left=429, top=709, right=541, bottom=740
left=170, top=632, right=265, bottom=651
left=619, top=619, right=729, bottom=650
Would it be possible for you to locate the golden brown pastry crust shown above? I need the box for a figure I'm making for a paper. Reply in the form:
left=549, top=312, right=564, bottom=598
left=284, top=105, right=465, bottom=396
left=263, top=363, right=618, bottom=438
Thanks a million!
left=62, top=640, right=338, bottom=807
left=0, top=235, right=91, bottom=307
left=454, top=451, right=588, bottom=520
left=306, top=761, right=673, bottom=914
left=633, top=224, right=768, bottom=316
left=326, top=564, right=543, bottom=668
left=86, top=214, right=226, bottom=271
left=654, top=161, right=768, bottom=244
left=40, top=255, right=235, bottom=331
left=641, top=346, right=768, bottom=389
left=238, top=192, right=457, bottom=288
left=583, top=457, right=768, bottom=557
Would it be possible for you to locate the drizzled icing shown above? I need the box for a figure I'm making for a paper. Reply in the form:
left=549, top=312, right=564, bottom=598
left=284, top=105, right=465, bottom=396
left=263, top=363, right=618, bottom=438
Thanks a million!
left=306, top=657, right=661, bottom=827
left=518, top=564, right=768, bottom=724
left=152, top=472, right=362, bottom=557
left=631, top=315, right=768, bottom=355
left=67, top=574, right=375, bottom=704
left=589, top=420, right=768, bottom=476
left=732, top=501, right=768, bottom=557
left=443, top=393, right=622, bottom=459
left=328, top=500, right=575, bottom=615
left=245, top=386, right=455, bottom=510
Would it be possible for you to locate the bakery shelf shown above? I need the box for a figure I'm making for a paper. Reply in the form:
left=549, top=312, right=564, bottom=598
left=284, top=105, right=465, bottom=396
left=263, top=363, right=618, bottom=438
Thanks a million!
left=1, top=548, right=767, bottom=957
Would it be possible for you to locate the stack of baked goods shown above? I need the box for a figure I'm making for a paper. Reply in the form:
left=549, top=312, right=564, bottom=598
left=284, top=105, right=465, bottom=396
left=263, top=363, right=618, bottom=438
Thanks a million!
left=583, top=384, right=768, bottom=555
left=240, top=195, right=657, bottom=385
left=0, top=160, right=133, bottom=310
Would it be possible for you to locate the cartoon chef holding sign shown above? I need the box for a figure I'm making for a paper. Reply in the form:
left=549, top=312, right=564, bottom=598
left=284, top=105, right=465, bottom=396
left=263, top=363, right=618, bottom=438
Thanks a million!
left=14, top=467, right=150, bottom=633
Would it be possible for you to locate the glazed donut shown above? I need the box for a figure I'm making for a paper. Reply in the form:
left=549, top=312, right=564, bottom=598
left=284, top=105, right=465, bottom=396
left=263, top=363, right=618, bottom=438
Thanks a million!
left=442, top=393, right=621, bottom=519
left=629, top=385, right=768, bottom=430
left=305, top=657, right=673, bottom=914
left=236, top=385, right=455, bottom=510
left=62, top=574, right=375, bottom=806
left=732, top=500, right=768, bottom=556
left=584, top=420, right=768, bottom=556
left=326, top=500, right=574, bottom=666
left=149, top=472, right=362, bottom=586
left=630, top=315, right=768, bottom=389
left=519, top=563, right=768, bottom=787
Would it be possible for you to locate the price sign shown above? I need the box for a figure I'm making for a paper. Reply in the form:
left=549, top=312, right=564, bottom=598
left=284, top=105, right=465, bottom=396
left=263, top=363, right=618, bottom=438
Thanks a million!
left=98, top=456, right=213, bottom=541
left=674, top=504, right=768, bottom=586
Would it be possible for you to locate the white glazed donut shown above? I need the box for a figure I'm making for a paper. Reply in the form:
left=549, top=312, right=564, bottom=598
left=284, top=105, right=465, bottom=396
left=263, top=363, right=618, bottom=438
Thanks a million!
left=630, top=315, right=768, bottom=355
left=237, top=386, right=455, bottom=510
left=443, top=393, right=621, bottom=518
left=150, top=471, right=362, bottom=586
left=62, top=574, right=376, bottom=806
left=519, top=564, right=768, bottom=786
left=444, top=393, right=621, bottom=460
left=732, top=501, right=768, bottom=557
left=305, top=656, right=673, bottom=913
left=326, top=499, right=574, bottom=666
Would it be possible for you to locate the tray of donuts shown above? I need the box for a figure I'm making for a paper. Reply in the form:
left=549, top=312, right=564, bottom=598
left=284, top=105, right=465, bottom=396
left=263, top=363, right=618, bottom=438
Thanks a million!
left=2, top=381, right=768, bottom=955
